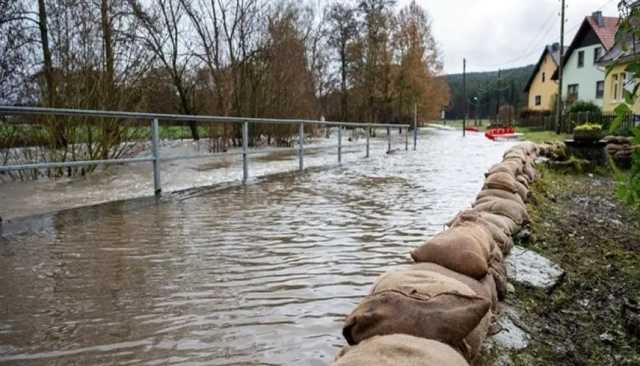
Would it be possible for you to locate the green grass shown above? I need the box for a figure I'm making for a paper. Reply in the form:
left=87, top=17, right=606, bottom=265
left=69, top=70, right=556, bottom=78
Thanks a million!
left=518, top=127, right=570, bottom=144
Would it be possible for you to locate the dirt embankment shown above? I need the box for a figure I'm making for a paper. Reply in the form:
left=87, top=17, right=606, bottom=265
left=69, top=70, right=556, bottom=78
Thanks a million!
left=487, top=169, right=640, bottom=365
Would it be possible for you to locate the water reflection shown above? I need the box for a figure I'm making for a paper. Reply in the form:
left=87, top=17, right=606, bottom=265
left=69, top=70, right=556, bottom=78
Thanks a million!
left=0, top=130, right=514, bottom=365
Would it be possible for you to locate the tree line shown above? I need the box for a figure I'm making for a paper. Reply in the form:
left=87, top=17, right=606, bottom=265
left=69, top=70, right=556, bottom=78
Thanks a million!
left=0, top=0, right=449, bottom=149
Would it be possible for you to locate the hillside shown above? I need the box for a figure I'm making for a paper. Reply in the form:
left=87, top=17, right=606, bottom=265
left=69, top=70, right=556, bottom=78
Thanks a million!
left=445, top=64, right=535, bottom=120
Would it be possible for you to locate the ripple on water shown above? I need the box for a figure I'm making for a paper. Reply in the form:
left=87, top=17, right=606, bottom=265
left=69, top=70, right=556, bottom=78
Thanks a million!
left=0, top=130, right=515, bottom=365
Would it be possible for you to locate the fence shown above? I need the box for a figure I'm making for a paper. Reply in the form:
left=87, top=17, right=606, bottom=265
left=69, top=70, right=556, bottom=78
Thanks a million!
left=517, top=111, right=639, bottom=134
left=0, top=106, right=416, bottom=197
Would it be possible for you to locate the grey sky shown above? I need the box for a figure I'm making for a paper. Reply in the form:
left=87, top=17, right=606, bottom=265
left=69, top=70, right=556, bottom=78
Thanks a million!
left=398, top=0, right=620, bottom=74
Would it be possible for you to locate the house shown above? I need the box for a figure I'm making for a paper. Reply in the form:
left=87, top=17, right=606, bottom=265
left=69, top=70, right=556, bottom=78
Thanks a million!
left=552, top=11, right=619, bottom=107
left=524, top=43, right=565, bottom=111
left=599, top=33, right=640, bottom=113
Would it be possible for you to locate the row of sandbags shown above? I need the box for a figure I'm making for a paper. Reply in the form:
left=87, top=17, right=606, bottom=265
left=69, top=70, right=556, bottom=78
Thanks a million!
left=331, top=142, right=542, bottom=366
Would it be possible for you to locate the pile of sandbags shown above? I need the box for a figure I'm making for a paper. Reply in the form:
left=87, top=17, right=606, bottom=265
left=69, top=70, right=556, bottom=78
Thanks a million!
left=602, top=136, right=638, bottom=169
left=330, top=143, right=541, bottom=366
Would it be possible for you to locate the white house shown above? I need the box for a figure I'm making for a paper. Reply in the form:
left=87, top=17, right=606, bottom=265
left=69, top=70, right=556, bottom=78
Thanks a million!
left=553, top=12, right=619, bottom=108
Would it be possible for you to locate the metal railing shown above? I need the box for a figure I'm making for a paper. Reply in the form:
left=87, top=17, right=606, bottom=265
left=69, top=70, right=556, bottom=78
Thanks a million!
left=0, top=106, right=417, bottom=197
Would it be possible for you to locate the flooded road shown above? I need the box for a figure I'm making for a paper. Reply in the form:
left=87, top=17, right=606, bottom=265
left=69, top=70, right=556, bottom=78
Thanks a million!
left=0, top=129, right=515, bottom=365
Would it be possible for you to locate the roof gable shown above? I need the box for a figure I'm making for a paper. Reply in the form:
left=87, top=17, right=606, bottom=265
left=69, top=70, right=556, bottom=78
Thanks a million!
left=563, top=16, right=619, bottom=64
left=524, top=44, right=565, bottom=92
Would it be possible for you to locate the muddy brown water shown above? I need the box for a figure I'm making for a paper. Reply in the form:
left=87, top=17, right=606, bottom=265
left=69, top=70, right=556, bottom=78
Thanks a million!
left=0, top=130, right=514, bottom=365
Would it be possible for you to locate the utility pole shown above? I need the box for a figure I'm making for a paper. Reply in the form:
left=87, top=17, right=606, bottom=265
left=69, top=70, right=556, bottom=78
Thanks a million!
left=463, top=58, right=467, bottom=137
left=556, top=0, right=566, bottom=133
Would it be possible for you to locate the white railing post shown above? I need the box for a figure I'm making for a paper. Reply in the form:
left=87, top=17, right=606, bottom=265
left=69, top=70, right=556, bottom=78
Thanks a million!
left=413, top=121, right=418, bottom=152
left=405, top=127, right=409, bottom=151
left=151, top=118, right=161, bottom=197
left=299, top=122, right=304, bottom=172
left=366, top=125, right=370, bottom=158
left=338, top=126, right=342, bottom=164
left=242, top=121, right=249, bottom=184
left=386, top=127, right=391, bottom=154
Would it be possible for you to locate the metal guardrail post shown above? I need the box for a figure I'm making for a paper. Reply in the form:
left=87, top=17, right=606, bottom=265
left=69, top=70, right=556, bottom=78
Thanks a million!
left=338, top=126, right=342, bottom=164
left=366, top=126, right=370, bottom=158
left=242, top=121, right=249, bottom=184
left=413, top=123, right=418, bottom=152
left=151, top=118, right=161, bottom=197
left=405, top=127, right=409, bottom=151
left=386, top=127, right=391, bottom=154
left=298, top=122, right=304, bottom=172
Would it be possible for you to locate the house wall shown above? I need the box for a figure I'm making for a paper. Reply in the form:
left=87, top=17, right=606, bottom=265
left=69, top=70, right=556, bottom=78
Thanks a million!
left=602, top=63, right=640, bottom=114
left=562, top=44, right=606, bottom=107
left=528, top=53, right=558, bottom=111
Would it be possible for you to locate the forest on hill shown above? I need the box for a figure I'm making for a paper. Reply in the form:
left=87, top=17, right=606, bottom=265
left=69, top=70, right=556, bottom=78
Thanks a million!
left=445, top=64, right=535, bottom=120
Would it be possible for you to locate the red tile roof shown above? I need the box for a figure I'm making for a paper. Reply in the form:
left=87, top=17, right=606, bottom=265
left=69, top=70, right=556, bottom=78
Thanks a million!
left=586, top=16, right=619, bottom=50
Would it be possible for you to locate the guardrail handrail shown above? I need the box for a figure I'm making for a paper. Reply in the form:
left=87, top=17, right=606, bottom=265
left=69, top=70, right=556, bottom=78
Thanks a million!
left=0, top=106, right=407, bottom=129
left=0, top=106, right=418, bottom=197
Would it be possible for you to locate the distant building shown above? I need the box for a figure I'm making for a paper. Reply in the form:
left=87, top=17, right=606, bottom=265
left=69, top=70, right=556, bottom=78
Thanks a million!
left=598, top=32, right=640, bottom=114
left=553, top=11, right=619, bottom=107
left=524, top=43, right=565, bottom=112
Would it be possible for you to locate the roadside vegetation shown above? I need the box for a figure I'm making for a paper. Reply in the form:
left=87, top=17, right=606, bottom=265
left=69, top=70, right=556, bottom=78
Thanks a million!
left=492, top=167, right=640, bottom=365
left=0, top=0, right=450, bottom=180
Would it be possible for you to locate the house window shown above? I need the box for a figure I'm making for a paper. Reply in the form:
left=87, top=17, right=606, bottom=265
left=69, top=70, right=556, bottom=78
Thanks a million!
left=613, top=74, right=620, bottom=101
left=578, top=51, right=585, bottom=68
left=535, top=96, right=542, bottom=106
left=542, top=72, right=546, bottom=82
left=568, top=84, right=579, bottom=99
left=596, top=81, right=604, bottom=99
left=594, top=47, right=602, bottom=64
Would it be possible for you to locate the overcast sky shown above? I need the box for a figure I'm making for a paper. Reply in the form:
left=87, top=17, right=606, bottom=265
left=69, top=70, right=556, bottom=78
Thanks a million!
left=397, top=0, right=620, bottom=74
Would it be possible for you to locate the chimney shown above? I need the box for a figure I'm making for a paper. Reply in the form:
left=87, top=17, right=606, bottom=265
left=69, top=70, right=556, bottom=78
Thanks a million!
left=592, top=11, right=604, bottom=27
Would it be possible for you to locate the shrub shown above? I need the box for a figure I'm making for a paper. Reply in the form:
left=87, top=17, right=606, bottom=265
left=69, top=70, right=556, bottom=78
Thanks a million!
left=568, top=101, right=602, bottom=115
left=573, top=123, right=604, bottom=141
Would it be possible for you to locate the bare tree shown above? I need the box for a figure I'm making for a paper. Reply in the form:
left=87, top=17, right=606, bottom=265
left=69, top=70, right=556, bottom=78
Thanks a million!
left=130, top=0, right=200, bottom=140
left=327, top=1, right=358, bottom=121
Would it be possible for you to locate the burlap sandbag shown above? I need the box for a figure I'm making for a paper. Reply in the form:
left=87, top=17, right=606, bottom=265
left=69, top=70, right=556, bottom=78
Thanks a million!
left=332, top=335, right=470, bottom=366
left=514, top=180, right=530, bottom=202
left=476, top=188, right=525, bottom=207
left=523, top=162, right=537, bottom=183
left=465, top=310, right=493, bottom=363
left=450, top=210, right=514, bottom=255
left=411, top=225, right=493, bottom=279
left=485, top=160, right=522, bottom=177
left=448, top=209, right=521, bottom=238
left=342, top=269, right=491, bottom=360
left=489, top=246, right=508, bottom=300
left=483, top=172, right=518, bottom=193
left=516, top=174, right=530, bottom=188
left=411, top=263, right=498, bottom=312
left=473, top=198, right=530, bottom=225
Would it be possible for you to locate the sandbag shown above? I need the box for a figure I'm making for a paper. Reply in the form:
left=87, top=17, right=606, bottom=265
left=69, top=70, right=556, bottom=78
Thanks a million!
left=448, top=210, right=521, bottom=237
left=342, top=269, right=491, bottom=359
left=476, top=189, right=525, bottom=207
left=411, top=263, right=498, bottom=312
left=465, top=310, right=493, bottom=363
left=485, top=160, right=522, bottom=177
left=516, top=174, right=529, bottom=188
left=489, top=247, right=508, bottom=300
left=472, top=198, right=530, bottom=225
left=483, top=172, right=519, bottom=193
left=411, top=225, right=493, bottom=279
left=523, top=163, right=537, bottom=182
left=332, top=335, right=470, bottom=366
left=514, top=180, right=530, bottom=202
left=449, top=210, right=514, bottom=255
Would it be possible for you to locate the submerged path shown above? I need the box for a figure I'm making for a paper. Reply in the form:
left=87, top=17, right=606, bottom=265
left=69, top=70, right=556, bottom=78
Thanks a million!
left=0, top=129, right=514, bottom=365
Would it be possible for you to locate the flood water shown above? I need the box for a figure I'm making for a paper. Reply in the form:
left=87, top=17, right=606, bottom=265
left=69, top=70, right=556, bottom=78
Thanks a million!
left=0, top=129, right=514, bottom=365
